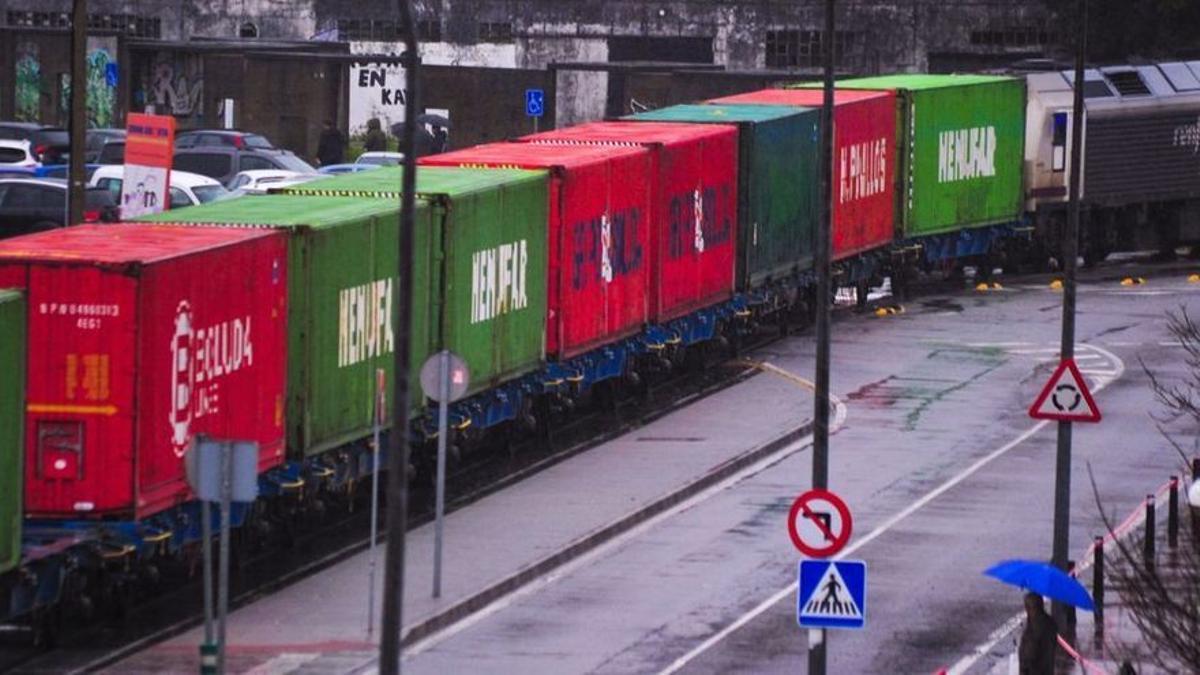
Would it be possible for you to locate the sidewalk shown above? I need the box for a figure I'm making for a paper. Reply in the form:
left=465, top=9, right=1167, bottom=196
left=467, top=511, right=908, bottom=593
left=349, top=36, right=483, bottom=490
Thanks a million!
left=982, top=479, right=1195, bottom=675
left=105, top=365, right=814, bottom=674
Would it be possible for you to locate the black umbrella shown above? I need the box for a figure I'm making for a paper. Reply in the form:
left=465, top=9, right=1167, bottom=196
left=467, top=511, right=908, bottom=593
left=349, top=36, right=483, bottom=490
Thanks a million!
left=390, top=122, right=435, bottom=156
left=416, top=113, right=451, bottom=129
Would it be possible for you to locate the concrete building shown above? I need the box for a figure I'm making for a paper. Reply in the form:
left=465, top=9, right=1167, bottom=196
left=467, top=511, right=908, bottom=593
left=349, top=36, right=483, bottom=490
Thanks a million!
left=0, top=1, right=1060, bottom=155
left=2, top=0, right=1061, bottom=74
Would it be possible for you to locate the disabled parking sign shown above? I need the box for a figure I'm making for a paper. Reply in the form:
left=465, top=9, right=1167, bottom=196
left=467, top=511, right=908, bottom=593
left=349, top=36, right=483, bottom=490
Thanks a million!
left=797, top=560, right=867, bottom=629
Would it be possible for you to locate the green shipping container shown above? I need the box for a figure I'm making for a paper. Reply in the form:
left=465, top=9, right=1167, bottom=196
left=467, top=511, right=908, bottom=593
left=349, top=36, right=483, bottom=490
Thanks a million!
left=625, top=104, right=819, bottom=289
left=802, top=75, right=1025, bottom=237
left=279, top=166, right=550, bottom=399
left=0, top=290, right=24, bottom=575
left=140, top=167, right=547, bottom=456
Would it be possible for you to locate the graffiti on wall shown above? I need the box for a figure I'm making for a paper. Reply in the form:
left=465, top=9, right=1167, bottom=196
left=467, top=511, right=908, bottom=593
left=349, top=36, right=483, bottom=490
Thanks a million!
left=58, top=48, right=119, bottom=127
left=15, top=44, right=41, bottom=122
left=136, top=53, right=204, bottom=119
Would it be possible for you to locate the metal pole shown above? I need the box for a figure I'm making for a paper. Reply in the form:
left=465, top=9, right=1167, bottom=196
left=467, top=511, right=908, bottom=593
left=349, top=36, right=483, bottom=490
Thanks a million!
left=202, top=499, right=214, bottom=644
left=809, top=1, right=835, bottom=673
left=368, top=372, right=384, bottom=637
left=1051, top=0, right=1087, bottom=627
left=380, top=0, right=419, bottom=670
left=68, top=0, right=87, bottom=226
left=1168, top=476, right=1179, bottom=549
left=1143, top=494, right=1155, bottom=571
left=217, top=442, right=232, bottom=674
left=433, top=351, right=450, bottom=597
left=1092, top=536, right=1104, bottom=637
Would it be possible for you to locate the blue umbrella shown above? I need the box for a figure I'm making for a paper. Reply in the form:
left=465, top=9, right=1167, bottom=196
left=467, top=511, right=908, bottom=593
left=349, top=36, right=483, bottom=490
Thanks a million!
left=984, top=559, right=1095, bottom=611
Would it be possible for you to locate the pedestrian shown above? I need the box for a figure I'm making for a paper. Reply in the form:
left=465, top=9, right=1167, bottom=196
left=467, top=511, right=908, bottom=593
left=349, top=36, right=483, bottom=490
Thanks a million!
left=317, top=119, right=345, bottom=167
left=1018, top=592, right=1058, bottom=675
left=364, top=117, right=387, bottom=153
left=431, top=124, right=448, bottom=154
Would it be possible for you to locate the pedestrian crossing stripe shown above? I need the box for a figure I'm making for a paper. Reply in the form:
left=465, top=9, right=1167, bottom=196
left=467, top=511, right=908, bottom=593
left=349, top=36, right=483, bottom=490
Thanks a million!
left=797, top=559, right=867, bottom=629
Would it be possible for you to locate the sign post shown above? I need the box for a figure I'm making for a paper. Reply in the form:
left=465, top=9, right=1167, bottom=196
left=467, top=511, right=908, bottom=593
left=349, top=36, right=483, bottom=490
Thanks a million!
left=420, top=350, right=470, bottom=598
left=121, top=113, right=177, bottom=219
left=526, top=88, right=545, bottom=133
left=811, top=0, right=837, bottom=670
left=187, top=437, right=259, bottom=675
left=1049, top=0, right=1089, bottom=626
left=367, top=368, right=386, bottom=637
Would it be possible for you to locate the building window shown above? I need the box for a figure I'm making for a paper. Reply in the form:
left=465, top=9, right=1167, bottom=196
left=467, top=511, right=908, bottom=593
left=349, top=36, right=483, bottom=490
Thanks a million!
left=336, top=18, right=441, bottom=42
left=419, top=20, right=441, bottom=42
left=5, top=10, right=161, bottom=38
left=239, top=22, right=258, bottom=38
left=478, top=22, right=513, bottom=43
left=969, top=28, right=1059, bottom=48
left=765, top=30, right=856, bottom=69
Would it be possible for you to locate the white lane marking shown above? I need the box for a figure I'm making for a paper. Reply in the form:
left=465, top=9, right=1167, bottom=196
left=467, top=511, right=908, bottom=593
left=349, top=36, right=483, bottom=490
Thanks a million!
left=404, top=364, right=844, bottom=659
left=947, top=613, right=1026, bottom=675
left=244, top=654, right=322, bottom=675
left=1010, top=348, right=1063, bottom=355
left=657, top=345, right=1125, bottom=675
left=1073, top=354, right=1102, bottom=361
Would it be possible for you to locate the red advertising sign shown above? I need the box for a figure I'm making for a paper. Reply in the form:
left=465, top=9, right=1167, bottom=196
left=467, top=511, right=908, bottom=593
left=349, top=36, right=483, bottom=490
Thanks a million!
left=122, top=113, right=177, bottom=218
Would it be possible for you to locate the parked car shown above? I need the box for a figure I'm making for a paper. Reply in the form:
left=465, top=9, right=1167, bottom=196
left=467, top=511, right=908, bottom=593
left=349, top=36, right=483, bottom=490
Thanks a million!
left=318, top=163, right=380, bottom=175
left=0, top=177, right=118, bottom=237
left=173, top=147, right=317, bottom=187
left=32, top=164, right=103, bottom=181
left=228, top=170, right=323, bottom=193
left=97, top=140, right=125, bottom=165
left=355, top=151, right=404, bottom=166
left=0, top=140, right=37, bottom=170
left=85, top=129, right=126, bottom=163
left=89, top=165, right=230, bottom=211
left=176, top=129, right=275, bottom=150
left=0, top=123, right=70, bottom=164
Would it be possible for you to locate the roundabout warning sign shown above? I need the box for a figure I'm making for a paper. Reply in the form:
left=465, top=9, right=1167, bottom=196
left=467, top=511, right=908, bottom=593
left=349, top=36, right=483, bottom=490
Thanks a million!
left=1028, top=358, right=1101, bottom=423
left=787, top=489, right=853, bottom=558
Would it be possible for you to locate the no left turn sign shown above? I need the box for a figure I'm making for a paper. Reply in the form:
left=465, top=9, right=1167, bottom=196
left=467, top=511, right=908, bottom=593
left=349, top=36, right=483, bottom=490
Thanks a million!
left=788, top=489, right=853, bottom=558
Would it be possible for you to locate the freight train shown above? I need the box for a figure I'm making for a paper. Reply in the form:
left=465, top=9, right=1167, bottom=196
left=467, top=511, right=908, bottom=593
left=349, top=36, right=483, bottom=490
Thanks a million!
left=3, top=63, right=1200, bottom=641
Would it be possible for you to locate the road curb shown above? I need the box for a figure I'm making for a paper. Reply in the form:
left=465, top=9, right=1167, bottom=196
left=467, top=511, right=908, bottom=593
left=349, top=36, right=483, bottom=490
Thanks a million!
left=400, top=417, right=816, bottom=647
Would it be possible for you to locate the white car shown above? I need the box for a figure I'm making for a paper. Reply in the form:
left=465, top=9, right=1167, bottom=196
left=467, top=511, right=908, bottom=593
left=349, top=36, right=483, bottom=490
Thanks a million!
left=227, top=169, right=322, bottom=193
left=0, top=139, right=38, bottom=169
left=89, top=165, right=230, bottom=210
left=355, top=151, right=404, bottom=166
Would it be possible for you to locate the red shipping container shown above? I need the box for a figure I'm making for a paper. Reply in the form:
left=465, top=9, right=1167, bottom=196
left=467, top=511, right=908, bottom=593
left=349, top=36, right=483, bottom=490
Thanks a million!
left=709, top=89, right=897, bottom=260
left=0, top=225, right=288, bottom=520
left=420, top=143, right=653, bottom=358
left=523, top=122, right=738, bottom=323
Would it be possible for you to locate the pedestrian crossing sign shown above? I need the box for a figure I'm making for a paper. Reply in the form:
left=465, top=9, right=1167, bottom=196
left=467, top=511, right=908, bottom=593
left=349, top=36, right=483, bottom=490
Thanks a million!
left=797, top=560, right=867, bottom=629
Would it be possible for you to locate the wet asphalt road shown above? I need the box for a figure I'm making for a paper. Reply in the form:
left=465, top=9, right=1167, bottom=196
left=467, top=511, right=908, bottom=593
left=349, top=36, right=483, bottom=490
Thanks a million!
left=401, top=266, right=1195, bottom=674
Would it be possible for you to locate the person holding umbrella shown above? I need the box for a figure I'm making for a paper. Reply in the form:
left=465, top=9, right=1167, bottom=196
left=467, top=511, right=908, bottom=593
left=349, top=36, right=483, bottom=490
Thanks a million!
left=983, top=559, right=1096, bottom=674
left=1018, top=592, right=1057, bottom=675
